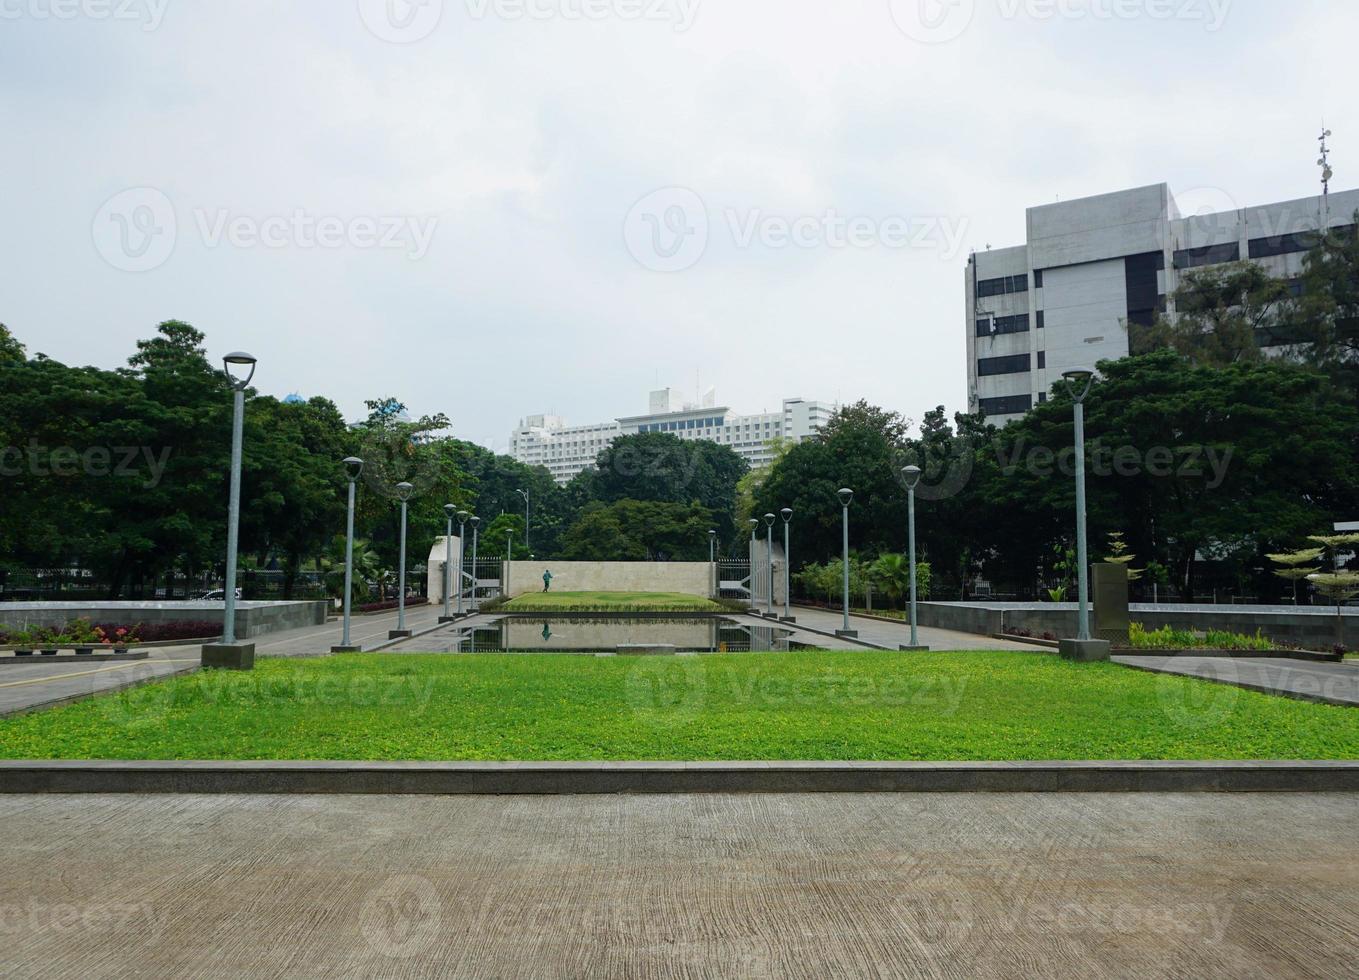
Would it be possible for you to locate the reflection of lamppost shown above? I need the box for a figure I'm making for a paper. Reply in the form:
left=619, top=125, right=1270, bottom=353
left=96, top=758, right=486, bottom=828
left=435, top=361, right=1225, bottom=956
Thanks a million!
left=439, top=504, right=457, bottom=623
left=455, top=510, right=469, bottom=616
left=516, top=488, right=530, bottom=552
left=1058, top=369, right=1111, bottom=661
left=332, top=457, right=364, bottom=653
left=780, top=508, right=794, bottom=623
left=469, top=516, right=481, bottom=611
left=902, top=466, right=925, bottom=651
left=203, top=351, right=256, bottom=670
left=763, top=513, right=776, bottom=616
left=389, top=482, right=415, bottom=639
left=836, top=488, right=857, bottom=638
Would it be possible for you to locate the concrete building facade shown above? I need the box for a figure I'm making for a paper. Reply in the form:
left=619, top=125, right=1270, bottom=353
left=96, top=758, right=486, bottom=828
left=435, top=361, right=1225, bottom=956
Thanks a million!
left=510, top=389, right=837, bottom=484
left=966, top=183, right=1359, bottom=424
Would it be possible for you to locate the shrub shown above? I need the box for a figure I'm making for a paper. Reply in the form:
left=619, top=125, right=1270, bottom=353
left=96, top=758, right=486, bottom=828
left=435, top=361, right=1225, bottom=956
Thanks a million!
left=1127, top=622, right=1274, bottom=651
left=357, top=597, right=430, bottom=615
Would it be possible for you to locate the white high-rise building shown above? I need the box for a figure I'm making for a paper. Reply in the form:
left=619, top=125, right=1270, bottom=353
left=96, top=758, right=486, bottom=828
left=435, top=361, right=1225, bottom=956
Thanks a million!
left=966, top=182, right=1359, bottom=424
left=510, top=389, right=837, bottom=484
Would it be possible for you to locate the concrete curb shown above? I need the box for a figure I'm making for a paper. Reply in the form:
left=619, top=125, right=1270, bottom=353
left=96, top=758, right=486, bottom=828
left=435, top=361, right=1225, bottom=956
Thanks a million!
left=2, top=760, right=1357, bottom=794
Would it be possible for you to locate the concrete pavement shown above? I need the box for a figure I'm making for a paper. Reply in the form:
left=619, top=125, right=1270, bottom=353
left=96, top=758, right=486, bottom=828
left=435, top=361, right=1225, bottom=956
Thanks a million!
left=790, top=605, right=1040, bottom=651
left=1, top=792, right=1355, bottom=977
left=1116, top=655, right=1359, bottom=707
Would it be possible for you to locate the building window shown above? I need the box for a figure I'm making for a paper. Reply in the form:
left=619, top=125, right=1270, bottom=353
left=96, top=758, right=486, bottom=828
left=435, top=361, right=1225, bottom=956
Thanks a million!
left=1037, top=351, right=1046, bottom=369
left=1038, top=392, right=1047, bottom=403
left=975, top=314, right=1030, bottom=337
left=978, top=394, right=1032, bottom=417
left=977, top=353, right=1032, bottom=377
left=1034, top=269, right=1043, bottom=288
left=976, top=273, right=1029, bottom=298
left=1036, top=310, right=1045, bottom=329
left=1173, top=242, right=1240, bottom=269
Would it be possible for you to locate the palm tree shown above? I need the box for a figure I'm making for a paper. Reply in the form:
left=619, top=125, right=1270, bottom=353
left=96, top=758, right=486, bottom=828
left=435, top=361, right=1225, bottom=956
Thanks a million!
left=868, top=553, right=911, bottom=611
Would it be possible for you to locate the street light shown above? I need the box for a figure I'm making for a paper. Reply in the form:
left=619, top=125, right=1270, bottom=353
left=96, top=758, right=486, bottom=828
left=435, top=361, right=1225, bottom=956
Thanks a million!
left=763, top=513, right=776, bottom=616
left=505, top=529, right=513, bottom=599
left=836, top=488, right=856, bottom=638
left=440, top=504, right=458, bottom=623
left=902, top=465, right=923, bottom=650
left=708, top=529, right=717, bottom=598
left=747, top=518, right=759, bottom=612
left=455, top=510, right=469, bottom=616
left=780, top=508, right=794, bottom=623
left=390, top=482, right=415, bottom=639
left=203, top=351, right=256, bottom=670
left=516, top=488, right=530, bottom=552
left=1063, top=368, right=1096, bottom=644
left=469, top=516, right=481, bottom=612
left=332, top=456, right=364, bottom=653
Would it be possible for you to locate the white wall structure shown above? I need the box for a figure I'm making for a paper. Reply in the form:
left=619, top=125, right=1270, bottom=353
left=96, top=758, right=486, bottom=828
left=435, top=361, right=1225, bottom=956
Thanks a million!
left=509, top=388, right=837, bottom=485
left=966, top=182, right=1359, bottom=425
left=502, top=561, right=714, bottom=598
left=426, top=535, right=463, bottom=603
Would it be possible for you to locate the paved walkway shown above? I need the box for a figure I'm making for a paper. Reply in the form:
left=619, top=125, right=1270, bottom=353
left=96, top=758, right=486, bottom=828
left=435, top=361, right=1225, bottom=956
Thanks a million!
left=1, top=792, right=1355, bottom=977
left=791, top=605, right=1040, bottom=651
left=1116, top=655, right=1359, bottom=706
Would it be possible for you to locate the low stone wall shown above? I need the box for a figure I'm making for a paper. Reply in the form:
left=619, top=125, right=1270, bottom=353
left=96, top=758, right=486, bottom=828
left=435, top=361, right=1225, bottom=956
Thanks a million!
left=921, top=601, right=1357, bottom=650
left=503, top=562, right=713, bottom=599
left=0, top=601, right=328, bottom=639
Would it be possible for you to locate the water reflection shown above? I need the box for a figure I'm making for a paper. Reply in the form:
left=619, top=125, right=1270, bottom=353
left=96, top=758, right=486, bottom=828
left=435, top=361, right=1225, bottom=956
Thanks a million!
left=422, top=616, right=799, bottom=653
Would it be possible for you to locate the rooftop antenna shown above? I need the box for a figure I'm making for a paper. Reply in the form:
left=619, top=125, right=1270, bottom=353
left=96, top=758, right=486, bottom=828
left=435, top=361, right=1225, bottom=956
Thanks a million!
left=1319, top=125, right=1334, bottom=224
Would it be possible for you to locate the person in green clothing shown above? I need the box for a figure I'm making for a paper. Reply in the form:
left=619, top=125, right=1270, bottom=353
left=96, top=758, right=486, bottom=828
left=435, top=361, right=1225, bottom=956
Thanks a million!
left=542, top=569, right=553, bottom=592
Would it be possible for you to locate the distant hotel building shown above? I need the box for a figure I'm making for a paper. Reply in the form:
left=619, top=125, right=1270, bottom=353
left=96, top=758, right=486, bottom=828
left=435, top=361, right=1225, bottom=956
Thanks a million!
left=966, top=182, right=1359, bottom=425
left=510, top=389, right=837, bottom=484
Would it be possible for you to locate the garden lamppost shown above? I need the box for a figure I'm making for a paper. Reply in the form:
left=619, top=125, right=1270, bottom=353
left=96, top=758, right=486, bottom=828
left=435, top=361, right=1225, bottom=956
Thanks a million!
left=469, top=516, right=482, bottom=611
left=1060, top=368, right=1110, bottom=661
left=836, top=488, right=857, bottom=638
left=439, top=504, right=458, bottom=623
left=516, top=488, right=530, bottom=552
left=202, top=351, right=257, bottom=670
left=389, top=482, right=415, bottom=640
left=708, top=529, right=717, bottom=598
left=902, top=465, right=924, bottom=650
left=763, top=513, right=776, bottom=616
left=747, top=518, right=759, bottom=612
left=455, top=510, right=469, bottom=616
left=780, top=508, right=794, bottom=623
left=331, top=456, right=364, bottom=653
left=505, top=530, right=513, bottom=598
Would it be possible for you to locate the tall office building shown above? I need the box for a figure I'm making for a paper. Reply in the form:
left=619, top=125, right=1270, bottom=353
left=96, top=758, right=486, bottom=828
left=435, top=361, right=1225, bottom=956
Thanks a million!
left=966, top=182, right=1359, bottom=424
left=510, top=389, right=837, bottom=484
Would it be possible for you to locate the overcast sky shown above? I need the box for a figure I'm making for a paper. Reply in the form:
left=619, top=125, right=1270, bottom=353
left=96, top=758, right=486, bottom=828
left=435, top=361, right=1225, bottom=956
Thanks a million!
left=2, top=0, right=1354, bottom=449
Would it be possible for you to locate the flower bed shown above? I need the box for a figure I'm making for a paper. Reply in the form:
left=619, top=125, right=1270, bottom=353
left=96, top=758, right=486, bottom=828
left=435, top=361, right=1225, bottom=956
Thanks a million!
left=357, top=597, right=430, bottom=615
left=0, top=618, right=221, bottom=649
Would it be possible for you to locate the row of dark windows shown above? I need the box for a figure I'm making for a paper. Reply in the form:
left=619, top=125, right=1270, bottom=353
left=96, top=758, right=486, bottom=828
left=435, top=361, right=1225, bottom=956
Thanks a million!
left=1173, top=242, right=1240, bottom=270
left=976, top=273, right=1029, bottom=298
left=1247, top=226, right=1354, bottom=259
left=975, top=313, right=1030, bottom=337
left=977, top=353, right=1031, bottom=377
left=978, top=394, right=1032, bottom=417
left=638, top=417, right=725, bottom=433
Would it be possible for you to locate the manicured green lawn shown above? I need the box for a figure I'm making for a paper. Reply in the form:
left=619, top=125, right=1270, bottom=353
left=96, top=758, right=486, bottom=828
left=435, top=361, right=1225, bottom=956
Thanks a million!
left=503, top=591, right=723, bottom=612
left=2, top=652, right=1356, bottom=760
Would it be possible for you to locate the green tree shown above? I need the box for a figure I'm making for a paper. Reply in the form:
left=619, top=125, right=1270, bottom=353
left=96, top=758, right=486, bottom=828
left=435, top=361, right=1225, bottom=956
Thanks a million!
left=1133, top=262, right=1290, bottom=366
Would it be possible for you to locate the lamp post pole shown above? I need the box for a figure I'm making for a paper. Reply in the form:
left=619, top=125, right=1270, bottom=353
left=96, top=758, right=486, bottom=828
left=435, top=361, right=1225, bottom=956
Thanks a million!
left=469, top=516, right=481, bottom=612
left=455, top=511, right=469, bottom=616
left=708, top=529, right=717, bottom=599
left=747, top=518, right=759, bottom=612
left=505, top=531, right=513, bottom=598
left=780, top=508, right=793, bottom=622
left=333, top=457, right=363, bottom=652
left=516, top=489, right=530, bottom=553
left=836, top=489, right=856, bottom=638
left=391, top=482, right=414, bottom=639
left=902, top=466, right=922, bottom=649
left=203, top=352, right=257, bottom=671
left=440, top=505, right=457, bottom=622
left=763, top=513, right=776, bottom=616
left=1062, top=369, right=1098, bottom=650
